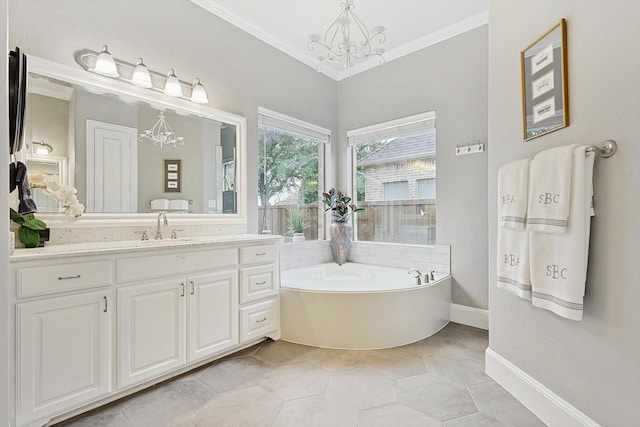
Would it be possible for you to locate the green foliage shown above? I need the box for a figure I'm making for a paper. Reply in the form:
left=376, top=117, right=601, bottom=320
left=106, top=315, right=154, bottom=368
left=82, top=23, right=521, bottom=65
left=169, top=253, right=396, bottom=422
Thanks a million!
left=322, top=188, right=364, bottom=222
left=287, top=205, right=307, bottom=234
left=10, top=208, right=47, bottom=248
left=258, top=127, right=319, bottom=207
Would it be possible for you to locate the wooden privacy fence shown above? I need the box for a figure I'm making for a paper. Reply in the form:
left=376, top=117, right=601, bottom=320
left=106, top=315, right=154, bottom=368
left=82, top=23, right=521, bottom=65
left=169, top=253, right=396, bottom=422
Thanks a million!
left=259, top=200, right=436, bottom=246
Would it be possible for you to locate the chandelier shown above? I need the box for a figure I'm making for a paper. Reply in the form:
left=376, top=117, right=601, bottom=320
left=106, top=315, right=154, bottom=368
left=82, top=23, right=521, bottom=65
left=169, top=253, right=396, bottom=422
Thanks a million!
left=308, top=0, right=386, bottom=76
left=139, top=112, right=184, bottom=148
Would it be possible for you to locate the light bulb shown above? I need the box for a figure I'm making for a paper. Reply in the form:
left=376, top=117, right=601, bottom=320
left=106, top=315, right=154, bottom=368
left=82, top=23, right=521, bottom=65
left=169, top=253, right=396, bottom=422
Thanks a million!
left=93, top=45, right=119, bottom=77
left=190, top=78, right=208, bottom=104
left=163, top=69, right=183, bottom=97
left=131, top=58, right=153, bottom=88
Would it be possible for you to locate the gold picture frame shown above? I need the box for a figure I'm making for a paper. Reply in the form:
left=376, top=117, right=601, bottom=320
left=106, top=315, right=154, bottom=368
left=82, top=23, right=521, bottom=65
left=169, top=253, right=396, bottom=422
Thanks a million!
left=521, top=19, right=568, bottom=141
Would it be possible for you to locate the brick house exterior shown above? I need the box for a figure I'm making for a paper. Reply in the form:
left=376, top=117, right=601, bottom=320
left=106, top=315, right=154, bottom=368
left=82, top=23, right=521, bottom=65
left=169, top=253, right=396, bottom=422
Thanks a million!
left=358, top=128, right=436, bottom=201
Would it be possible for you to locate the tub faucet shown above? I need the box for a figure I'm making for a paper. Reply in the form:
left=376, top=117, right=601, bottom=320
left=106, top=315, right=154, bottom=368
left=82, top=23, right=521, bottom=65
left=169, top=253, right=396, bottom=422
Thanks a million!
left=156, top=211, right=168, bottom=239
left=407, top=268, right=423, bottom=286
left=430, top=271, right=435, bottom=281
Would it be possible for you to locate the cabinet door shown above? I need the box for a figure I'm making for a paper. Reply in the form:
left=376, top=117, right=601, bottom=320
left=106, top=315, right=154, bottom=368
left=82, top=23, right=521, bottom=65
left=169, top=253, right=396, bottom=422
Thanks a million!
left=17, top=290, right=112, bottom=426
left=187, top=270, right=238, bottom=363
left=117, top=279, right=186, bottom=389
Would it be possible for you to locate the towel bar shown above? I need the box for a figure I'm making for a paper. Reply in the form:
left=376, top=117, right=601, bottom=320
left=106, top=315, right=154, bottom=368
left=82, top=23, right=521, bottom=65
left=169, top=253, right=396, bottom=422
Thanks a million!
left=586, top=140, right=617, bottom=158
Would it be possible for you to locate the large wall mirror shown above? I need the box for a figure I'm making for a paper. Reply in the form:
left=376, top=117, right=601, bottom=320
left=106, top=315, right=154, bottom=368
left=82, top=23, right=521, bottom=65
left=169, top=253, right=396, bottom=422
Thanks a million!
left=21, top=56, right=246, bottom=222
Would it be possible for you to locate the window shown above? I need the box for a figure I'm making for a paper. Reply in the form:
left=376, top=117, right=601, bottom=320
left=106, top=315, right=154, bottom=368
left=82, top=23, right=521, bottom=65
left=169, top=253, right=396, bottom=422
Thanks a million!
left=383, top=181, right=408, bottom=200
left=348, top=111, right=436, bottom=245
left=257, top=108, right=329, bottom=241
left=417, top=178, right=436, bottom=199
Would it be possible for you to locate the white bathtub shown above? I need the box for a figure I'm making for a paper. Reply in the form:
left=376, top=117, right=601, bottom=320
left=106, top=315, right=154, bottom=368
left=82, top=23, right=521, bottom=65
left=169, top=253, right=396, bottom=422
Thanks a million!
left=280, top=263, right=451, bottom=350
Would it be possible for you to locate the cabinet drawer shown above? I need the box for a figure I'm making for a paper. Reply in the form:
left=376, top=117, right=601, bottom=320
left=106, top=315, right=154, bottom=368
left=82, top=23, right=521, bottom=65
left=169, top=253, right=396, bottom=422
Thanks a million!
left=17, top=260, right=113, bottom=298
left=240, top=298, right=279, bottom=343
left=240, top=245, right=277, bottom=265
left=117, top=248, right=237, bottom=283
left=240, top=265, right=277, bottom=304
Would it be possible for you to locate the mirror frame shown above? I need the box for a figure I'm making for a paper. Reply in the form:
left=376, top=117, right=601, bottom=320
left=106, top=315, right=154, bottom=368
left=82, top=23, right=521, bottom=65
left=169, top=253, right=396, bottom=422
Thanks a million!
left=24, top=55, right=247, bottom=227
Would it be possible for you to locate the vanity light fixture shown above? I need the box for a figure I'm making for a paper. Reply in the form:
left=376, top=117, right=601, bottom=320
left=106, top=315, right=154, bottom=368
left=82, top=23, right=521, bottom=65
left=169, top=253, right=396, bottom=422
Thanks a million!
left=31, top=140, right=53, bottom=155
left=93, top=45, right=119, bottom=77
left=308, top=0, right=386, bottom=76
left=76, top=46, right=209, bottom=104
left=163, top=69, right=183, bottom=97
left=131, top=58, right=153, bottom=88
left=190, top=78, right=208, bottom=104
left=139, top=112, right=185, bottom=149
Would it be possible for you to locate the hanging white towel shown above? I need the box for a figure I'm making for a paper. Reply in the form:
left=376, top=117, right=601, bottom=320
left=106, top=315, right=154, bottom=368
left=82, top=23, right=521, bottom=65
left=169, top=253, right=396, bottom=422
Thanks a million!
left=529, top=146, right=595, bottom=320
left=498, top=158, right=530, bottom=229
left=497, top=226, right=531, bottom=300
left=527, top=144, right=580, bottom=233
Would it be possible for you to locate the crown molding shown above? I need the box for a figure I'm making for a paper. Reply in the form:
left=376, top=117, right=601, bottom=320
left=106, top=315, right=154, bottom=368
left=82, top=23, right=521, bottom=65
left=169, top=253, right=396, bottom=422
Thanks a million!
left=190, top=0, right=340, bottom=80
left=334, top=10, right=489, bottom=81
left=191, top=1, right=488, bottom=82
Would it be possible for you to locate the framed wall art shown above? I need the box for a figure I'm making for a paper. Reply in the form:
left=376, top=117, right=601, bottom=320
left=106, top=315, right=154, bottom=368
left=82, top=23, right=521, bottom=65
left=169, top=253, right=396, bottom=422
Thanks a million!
left=521, top=19, right=568, bottom=141
left=163, top=159, right=181, bottom=193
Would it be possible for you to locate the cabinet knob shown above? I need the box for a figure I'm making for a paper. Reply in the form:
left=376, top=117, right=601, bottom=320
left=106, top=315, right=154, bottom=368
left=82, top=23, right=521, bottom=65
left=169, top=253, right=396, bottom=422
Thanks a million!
left=256, top=317, right=267, bottom=323
left=190, top=281, right=195, bottom=295
left=103, top=296, right=108, bottom=313
left=180, top=283, right=185, bottom=297
left=256, top=281, right=267, bottom=286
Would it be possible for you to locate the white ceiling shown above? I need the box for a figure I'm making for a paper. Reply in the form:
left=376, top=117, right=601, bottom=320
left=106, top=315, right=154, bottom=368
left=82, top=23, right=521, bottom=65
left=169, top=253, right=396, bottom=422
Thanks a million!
left=191, top=0, right=489, bottom=81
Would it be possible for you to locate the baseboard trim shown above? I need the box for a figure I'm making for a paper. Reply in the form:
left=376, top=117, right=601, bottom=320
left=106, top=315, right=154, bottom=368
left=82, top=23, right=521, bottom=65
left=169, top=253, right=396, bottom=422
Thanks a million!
left=485, top=348, right=601, bottom=427
left=450, top=303, right=488, bottom=330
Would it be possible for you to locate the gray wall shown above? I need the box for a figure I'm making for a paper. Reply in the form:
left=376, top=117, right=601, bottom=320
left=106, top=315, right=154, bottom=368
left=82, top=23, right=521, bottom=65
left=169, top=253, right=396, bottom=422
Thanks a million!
left=488, top=0, right=640, bottom=423
left=25, top=93, right=69, bottom=157
left=338, top=26, right=489, bottom=309
left=9, top=0, right=338, bottom=229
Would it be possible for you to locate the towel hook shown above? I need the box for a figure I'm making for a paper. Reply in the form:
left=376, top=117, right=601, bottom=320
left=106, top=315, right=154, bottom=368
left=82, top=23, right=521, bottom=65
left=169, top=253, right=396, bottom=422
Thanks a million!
left=587, top=140, right=617, bottom=158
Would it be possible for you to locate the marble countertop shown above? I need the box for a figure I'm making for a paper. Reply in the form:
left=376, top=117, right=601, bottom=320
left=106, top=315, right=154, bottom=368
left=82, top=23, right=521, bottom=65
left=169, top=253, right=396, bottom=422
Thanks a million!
left=10, top=234, right=283, bottom=262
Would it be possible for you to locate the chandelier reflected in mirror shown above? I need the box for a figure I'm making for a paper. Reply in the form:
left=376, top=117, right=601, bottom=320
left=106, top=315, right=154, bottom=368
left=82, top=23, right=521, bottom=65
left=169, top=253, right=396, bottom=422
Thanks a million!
left=139, top=112, right=184, bottom=149
left=308, top=0, right=386, bottom=76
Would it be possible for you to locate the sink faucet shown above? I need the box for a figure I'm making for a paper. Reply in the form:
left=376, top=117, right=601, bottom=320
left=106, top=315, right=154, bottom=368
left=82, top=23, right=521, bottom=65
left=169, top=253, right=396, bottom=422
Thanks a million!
left=407, top=268, right=423, bottom=286
left=156, top=212, right=168, bottom=239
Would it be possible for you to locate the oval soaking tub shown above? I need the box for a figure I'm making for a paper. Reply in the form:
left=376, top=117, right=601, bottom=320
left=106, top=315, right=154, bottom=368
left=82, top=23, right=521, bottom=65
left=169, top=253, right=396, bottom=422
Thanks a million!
left=280, top=262, right=451, bottom=350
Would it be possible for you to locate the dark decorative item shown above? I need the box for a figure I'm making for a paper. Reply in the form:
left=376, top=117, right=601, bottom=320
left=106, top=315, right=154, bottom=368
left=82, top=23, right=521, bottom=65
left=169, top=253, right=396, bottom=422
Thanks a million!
left=163, top=159, right=181, bottom=192
left=521, top=19, right=568, bottom=141
left=322, top=188, right=364, bottom=265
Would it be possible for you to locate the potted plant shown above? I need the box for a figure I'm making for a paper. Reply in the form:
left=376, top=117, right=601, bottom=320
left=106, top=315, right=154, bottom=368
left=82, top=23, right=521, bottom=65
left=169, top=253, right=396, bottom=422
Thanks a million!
left=9, top=172, right=85, bottom=248
left=287, top=205, right=307, bottom=242
left=322, top=188, right=364, bottom=265
left=9, top=208, right=48, bottom=248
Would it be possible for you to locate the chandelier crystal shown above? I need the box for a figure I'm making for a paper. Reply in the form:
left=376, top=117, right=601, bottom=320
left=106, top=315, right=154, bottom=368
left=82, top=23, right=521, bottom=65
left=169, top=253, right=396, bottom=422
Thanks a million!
left=138, top=112, right=184, bottom=148
left=308, top=0, right=386, bottom=76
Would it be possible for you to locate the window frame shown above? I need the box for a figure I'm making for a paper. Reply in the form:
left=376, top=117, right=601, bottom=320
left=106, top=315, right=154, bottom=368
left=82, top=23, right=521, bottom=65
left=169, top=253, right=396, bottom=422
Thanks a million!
left=346, top=111, right=436, bottom=245
left=257, top=107, right=330, bottom=241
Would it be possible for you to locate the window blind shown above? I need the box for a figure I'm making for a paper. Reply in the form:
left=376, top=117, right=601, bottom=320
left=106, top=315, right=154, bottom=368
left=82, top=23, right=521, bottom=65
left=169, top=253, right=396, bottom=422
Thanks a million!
left=258, top=107, right=331, bottom=143
left=347, top=111, right=436, bottom=146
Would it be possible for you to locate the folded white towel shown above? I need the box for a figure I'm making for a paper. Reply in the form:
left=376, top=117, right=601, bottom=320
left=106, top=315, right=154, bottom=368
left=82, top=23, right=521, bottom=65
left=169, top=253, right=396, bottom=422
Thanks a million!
left=527, top=144, right=580, bottom=233
left=498, top=158, right=530, bottom=229
left=529, top=146, right=595, bottom=320
left=497, top=226, right=531, bottom=300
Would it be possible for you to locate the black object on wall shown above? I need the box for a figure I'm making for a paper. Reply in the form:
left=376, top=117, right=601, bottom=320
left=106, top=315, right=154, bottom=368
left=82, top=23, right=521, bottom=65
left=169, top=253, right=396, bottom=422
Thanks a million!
left=9, top=47, right=27, bottom=155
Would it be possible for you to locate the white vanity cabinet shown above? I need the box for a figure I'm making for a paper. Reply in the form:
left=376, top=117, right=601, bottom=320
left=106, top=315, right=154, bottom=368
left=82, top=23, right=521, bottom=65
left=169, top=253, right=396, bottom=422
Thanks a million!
left=12, top=259, right=115, bottom=427
left=239, top=244, right=280, bottom=343
left=17, top=289, right=113, bottom=426
left=116, top=270, right=238, bottom=389
left=10, top=236, right=281, bottom=427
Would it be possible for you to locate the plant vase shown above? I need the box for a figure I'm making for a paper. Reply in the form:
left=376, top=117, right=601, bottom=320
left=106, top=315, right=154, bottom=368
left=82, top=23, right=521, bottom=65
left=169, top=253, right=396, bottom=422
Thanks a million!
left=292, top=232, right=306, bottom=243
left=329, top=221, right=352, bottom=265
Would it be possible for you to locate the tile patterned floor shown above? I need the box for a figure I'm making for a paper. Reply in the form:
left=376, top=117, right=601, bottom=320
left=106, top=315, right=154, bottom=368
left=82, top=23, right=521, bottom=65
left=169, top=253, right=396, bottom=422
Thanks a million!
left=53, top=323, right=546, bottom=427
